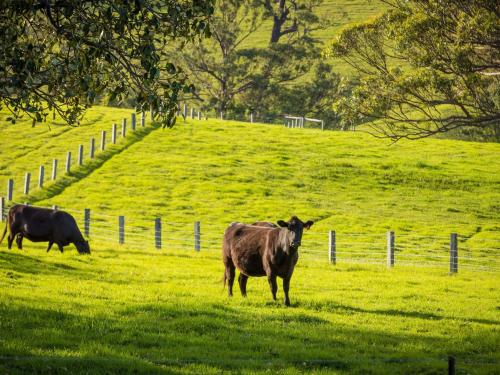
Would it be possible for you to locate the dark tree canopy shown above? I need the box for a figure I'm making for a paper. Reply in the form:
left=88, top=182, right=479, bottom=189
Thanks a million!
left=0, top=0, right=214, bottom=127
left=331, top=0, right=500, bottom=140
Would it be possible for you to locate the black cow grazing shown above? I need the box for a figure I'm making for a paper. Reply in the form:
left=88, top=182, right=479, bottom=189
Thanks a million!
left=0, top=205, right=90, bottom=254
left=223, top=216, right=313, bottom=306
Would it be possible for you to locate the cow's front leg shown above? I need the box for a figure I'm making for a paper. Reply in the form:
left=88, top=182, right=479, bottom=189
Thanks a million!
left=47, top=242, right=54, bottom=252
left=238, top=273, right=248, bottom=297
left=57, top=243, right=64, bottom=253
left=283, top=276, right=291, bottom=306
left=267, top=274, right=278, bottom=301
left=15, top=234, right=23, bottom=250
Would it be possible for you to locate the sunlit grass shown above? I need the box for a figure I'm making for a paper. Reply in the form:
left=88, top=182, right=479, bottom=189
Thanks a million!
left=0, top=105, right=499, bottom=373
left=0, top=245, right=498, bottom=374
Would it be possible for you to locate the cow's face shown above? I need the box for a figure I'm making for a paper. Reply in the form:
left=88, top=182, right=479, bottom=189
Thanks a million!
left=76, top=240, right=90, bottom=254
left=277, top=216, right=314, bottom=248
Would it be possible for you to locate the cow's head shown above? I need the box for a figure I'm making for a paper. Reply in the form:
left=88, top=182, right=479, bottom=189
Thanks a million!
left=277, top=216, right=314, bottom=250
left=76, top=240, right=90, bottom=254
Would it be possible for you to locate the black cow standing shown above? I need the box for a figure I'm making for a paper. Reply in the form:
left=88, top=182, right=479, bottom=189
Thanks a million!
left=0, top=205, right=90, bottom=254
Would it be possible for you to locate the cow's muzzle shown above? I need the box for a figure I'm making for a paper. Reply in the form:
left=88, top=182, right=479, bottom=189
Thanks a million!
left=291, top=241, right=301, bottom=248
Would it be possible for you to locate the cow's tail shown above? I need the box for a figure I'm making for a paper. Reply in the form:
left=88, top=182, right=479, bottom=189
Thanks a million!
left=222, top=271, right=227, bottom=291
left=0, top=219, right=7, bottom=245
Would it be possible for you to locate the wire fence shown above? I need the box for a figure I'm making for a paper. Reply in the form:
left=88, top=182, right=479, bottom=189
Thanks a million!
left=1, top=202, right=498, bottom=274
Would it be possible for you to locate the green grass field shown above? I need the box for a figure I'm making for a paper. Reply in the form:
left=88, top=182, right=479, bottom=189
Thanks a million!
left=0, top=106, right=499, bottom=373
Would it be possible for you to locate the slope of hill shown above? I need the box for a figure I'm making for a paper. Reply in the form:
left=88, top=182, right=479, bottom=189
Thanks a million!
left=1, top=106, right=498, bottom=267
left=0, top=106, right=499, bottom=374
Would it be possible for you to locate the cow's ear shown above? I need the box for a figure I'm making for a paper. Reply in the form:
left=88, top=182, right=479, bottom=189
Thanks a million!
left=304, top=220, right=314, bottom=230
left=277, top=220, right=288, bottom=228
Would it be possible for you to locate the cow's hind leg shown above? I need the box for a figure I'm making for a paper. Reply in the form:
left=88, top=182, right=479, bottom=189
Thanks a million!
left=267, top=274, right=278, bottom=301
left=224, top=257, right=236, bottom=297
left=16, top=234, right=23, bottom=250
left=57, top=243, right=64, bottom=253
left=47, top=241, right=54, bottom=252
left=7, top=234, right=14, bottom=250
left=238, top=273, right=248, bottom=297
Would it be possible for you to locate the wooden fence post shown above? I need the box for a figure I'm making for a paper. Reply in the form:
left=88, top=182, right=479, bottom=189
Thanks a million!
left=66, top=152, right=71, bottom=173
left=84, top=208, right=90, bottom=238
left=0, top=197, right=5, bottom=221
left=183, top=103, right=187, bottom=119
left=150, top=105, right=154, bottom=122
left=38, top=166, right=44, bottom=188
left=101, top=131, right=106, bottom=151
left=220, top=112, right=224, bottom=120
left=131, top=113, right=136, bottom=131
left=190, top=107, right=194, bottom=119
left=121, top=119, right=126, bottom=137
left=448, top=356, right=455, bottom=375
left=321, top=120, right=324, bottom=131
left=78, top=145, right=84, bottom=165
left=7, top=179, right=13, bottom=201
left=450, top=233, right=458, bottom=273
left=24, top=172, right=31, bottom=195
left=141, top=112, right=145, bottom=127
left=119, top=216, right=125, bottom=244
left=198, top=111, right=201, bottom=120
left=52, top=159, right=57, bottom=180
left=89, top=138, right=95, bottom=159
left=250, top=113, right=254, bottom=123
left=112, top=123, right=117, bottom=144
left=387, top=231, right=395, bottom=267
left=194, top=221, right=201, bottom=251
left=155, top=218, right=162, bottom=249
left=329, top=230, right=336, bottom=264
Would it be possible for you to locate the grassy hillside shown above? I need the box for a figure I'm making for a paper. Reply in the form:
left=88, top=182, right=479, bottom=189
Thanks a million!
left=0, top=106, right=498, bottom=373
left=2, top=107, right=499, bottom=266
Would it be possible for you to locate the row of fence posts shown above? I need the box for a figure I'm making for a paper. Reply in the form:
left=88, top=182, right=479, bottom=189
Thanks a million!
left=4, top=111, right=150, bottom=200
left=178, top=103, right=258, bottom=124
left=328, top=230, right=459, bottom=273
left=0, top=202, right=460, bottom=273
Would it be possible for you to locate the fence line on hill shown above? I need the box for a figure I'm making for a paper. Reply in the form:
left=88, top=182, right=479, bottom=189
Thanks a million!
left=1, top=201, right=498, bottom=274
left=2, top=104, right=323, bottom=203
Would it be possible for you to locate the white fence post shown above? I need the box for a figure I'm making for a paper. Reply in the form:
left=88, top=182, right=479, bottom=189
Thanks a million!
left=24, top=172, right=31, bottom=195
left=131, top=113, right=136, bottom=131
left=84, top=208, right=90, bottom=238
left=78, top=145, right=84, bottom=166
left=52, top=159, right=58, bottom=180
left=387, top=231, right=395, bottom=267
left=66, top=151, right=72, bottom=173
left=122, top=119, right=126, bottom=138
left=155, top=218, right=162, bottom=249
left=89, top=138, right=95, bottom=159
left=101, top=131, right=106, bottom=151
left=194, top=221, right=201, bottom=251
left=38, top=166, right=44, bottom=188
left=7, top=179, right=13, bottom=201
left=329, top=230, right=336, bottom=264
left=112, top=124, right=117, bottom=144
left=119, top=216, right=125, bottom=244
left=450, top=233, right=458, bottom=273
left=0, top=197, right=4, bottom=221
